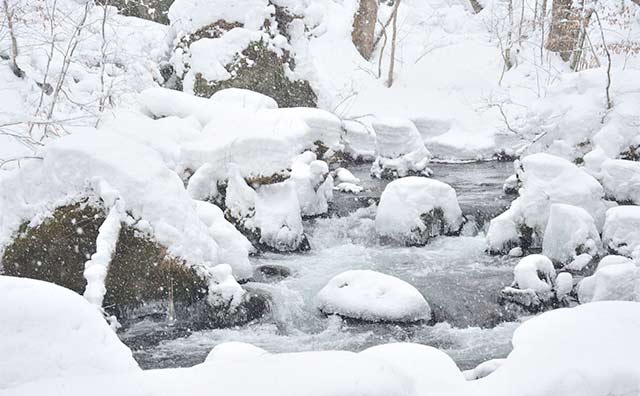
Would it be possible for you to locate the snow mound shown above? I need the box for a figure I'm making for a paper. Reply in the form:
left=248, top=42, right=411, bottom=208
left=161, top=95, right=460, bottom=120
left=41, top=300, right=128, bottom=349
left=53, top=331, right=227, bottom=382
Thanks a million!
left=370, top=118, right=432, bottom=178
left=203, top=342, right=268, bottom=364
left=542, top=204, right=601, bottom=264
left=210, top=88, right=278, bottom=111
left=290, top=154, right=334, bottom=217
left=602, top=206, right=640, bottom=257
left=600, top=159, right=640, bottom=204
left=361, top=343, right=467, bottom=396
left=578, top=255, right=639, bottom=303
left=0, top=276, right=139, bottom=390
left=254, top=181, right=306, bottom=251
left=463, top=359, right=505, bottom=381
left=475, top=302, right=640, bottom=396
left=316, top=270, right=431, bottom=322
left=487, top=153, right=606, bottom=253
left=513, top=255, right=556, bottom=293
left=375, top=177, right=463, bottom=245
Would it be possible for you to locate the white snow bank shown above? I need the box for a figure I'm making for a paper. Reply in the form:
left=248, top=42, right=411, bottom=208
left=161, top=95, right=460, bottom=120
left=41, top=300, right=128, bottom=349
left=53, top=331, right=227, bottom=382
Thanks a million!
left=513, top=255, right=556, bottom=294
left=0, top=276, right=139, bottom=390
left=316, top=270, right=431, bottom=322
left=600, top=159, right=640, bottom=204
left=375, top=176, right=463, bottom=244
left=8, top=350, right=416, bottom=396
left=475, top=301, right=640, bottom=396
left=361, top=343, right=467, bottom=396
left=370, top=118, right=432, bottom=178
left=602, top=206, right=640, bottom=257
left=542, top=204, right=601, bottom=264
left=578, top=255, right=639, bottom=303
left=487, top=153, right=606, bottom=252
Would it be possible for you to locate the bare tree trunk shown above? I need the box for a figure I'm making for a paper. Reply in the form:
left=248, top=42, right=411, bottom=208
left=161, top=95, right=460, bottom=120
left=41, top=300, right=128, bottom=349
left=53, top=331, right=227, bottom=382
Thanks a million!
left=594, top=10, right=612, bottom=111
left=387, top=0, right=401, bottom=88
left=352, top=0, right=379, bottom=60
left=631, top=0, right=640, bottom=6
left=468, top=0, right=484, bottom=13
left=546, top=0, right=583, bottom=61
left=2, top=0, right=24, bottom=78
left=569, top=8, right=593, bottom=71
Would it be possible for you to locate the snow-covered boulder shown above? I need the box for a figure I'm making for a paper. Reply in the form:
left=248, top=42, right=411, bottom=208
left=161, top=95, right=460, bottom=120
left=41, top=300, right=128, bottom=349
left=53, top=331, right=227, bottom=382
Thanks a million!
left=375, top=177, right=463, bottom=245
left=577, top=255, right=639, bottom=303
left=487, top=153, right=606, bottom=253
left=474, top=302, right=640, bottom=396
left=600, top=159, right=640, bottom=204
left=514, top=255, right=556, bottom=293
left=202, top=342, right=268, bottom=364
left=360, top=343, right=467, bottom=395
left=0, top=276, right=139, bottom=389
left=316, top=270, right=431, bottom=322
left=602, top=206, right=640, bottom=257
left=254, top=181, right=307, bottom=251
left=542, top=203, right=601, bottom=264
left=502, top=174, right=518, bottom=194
left=290, top=153, right=334, bottom=217
left=210, top=88, right=278, bottom=111
left=370, top=118, right=432, bottom=179
left=463, top=359, right=505, bottom=381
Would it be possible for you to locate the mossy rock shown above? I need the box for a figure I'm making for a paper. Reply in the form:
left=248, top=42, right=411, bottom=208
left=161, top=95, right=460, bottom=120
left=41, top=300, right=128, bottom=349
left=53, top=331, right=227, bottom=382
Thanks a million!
left=192, top=39, right=317, bottom=108
left=98, top=0, right=174, bottom=24
left=1, top=203, right=207, bottom=308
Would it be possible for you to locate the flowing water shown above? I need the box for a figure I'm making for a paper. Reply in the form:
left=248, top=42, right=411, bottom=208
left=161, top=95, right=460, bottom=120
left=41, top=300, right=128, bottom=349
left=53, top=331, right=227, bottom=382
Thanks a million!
left=120, top=161, right=525, bottom=371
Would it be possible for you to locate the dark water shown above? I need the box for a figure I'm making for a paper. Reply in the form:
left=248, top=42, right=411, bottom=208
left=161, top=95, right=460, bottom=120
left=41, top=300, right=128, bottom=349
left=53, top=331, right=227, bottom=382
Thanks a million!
left=120, top=161, right=522, bottom=371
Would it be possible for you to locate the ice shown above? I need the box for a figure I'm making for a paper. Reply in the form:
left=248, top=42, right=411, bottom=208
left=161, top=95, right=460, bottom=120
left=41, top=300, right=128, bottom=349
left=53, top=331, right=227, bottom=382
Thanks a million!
left=542, top=204, right=601, bottom=264
left=316, top=269, right=431, bottom=322
left=375, top=176, right=463, bottom=245
left=0, top=276, right=139, bottom=390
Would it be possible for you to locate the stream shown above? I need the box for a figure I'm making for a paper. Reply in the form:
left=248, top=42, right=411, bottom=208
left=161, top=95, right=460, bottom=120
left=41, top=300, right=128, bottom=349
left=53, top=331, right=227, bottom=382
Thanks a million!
left=119, top=161, right=525, bottom=371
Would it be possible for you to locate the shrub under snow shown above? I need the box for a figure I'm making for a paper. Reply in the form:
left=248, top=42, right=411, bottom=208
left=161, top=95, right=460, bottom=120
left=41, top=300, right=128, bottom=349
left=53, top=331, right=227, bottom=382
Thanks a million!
left=316, top=270, right=431, bottom=323
left=541, top=203, right=601, bottom=264
left=370, top=118, right=432, bottom=179
left=375, top=177, right=463, bottom=245
left=602, top=206, right=640, bottom=258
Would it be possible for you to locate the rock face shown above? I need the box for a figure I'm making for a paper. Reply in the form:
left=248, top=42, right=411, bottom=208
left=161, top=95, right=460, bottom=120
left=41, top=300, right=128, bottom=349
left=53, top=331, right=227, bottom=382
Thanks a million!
left=542, top=203, right=602, bottom=265
left=602, top=206, right=640, bottom=257
left=1, top=203, right=268, bottom=328
left=487, top=153, right=606, bottom=254
left=375, top=177, right=463, bottom=246
left=370, top=118, right=432, bottom=179
left=316, top=270, right=431, bottom=323
left=168, top=1, right=317, bottom=107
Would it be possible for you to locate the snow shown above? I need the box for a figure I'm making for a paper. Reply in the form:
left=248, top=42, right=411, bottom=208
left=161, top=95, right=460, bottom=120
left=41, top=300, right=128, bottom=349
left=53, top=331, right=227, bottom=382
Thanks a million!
left=463, top=359, right=505, bottom=381
left=555, top=272, right=573, bottom=300
left=254, top=181, right=305, bottom=251
left=0, top=276, right=139, bottom=390
left=375, top=177, right=463, bottom=244
left=168, top=0, right=272, bottom=36
left=210, top=88, right=278, bottom=111
left=564, top=253, right=593, bottom=271
left=315, top=270, right=431, bottom=322
left=202, top=342, right=268, bottom=364
left=360, top=343, right=467, bottom=396
left=370, top=118, right=433, bottom=178
left=207, top=264, right=247, bottom=309
left=335, top=182, right=364, bottom=194
left=513, top=255, right=556, bottom=294
left=600, top=159, right=640, bottom=204
left=578, top=255, right=639, bottom=303
left=474, top=301, right=640, bottom=396
left=602, top=206, right=640, bottom=257
left=290, top=155, right=334, bottom=217
left=487, top=153, right=606, bottom=252
left=542, top=204, right=601, bottom=264
left=333, top=168, right=361, bottom=184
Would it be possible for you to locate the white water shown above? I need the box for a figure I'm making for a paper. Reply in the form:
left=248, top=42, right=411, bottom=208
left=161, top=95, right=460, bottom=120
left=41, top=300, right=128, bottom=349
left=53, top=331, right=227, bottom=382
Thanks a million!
left=122, top=162, right=525, bottom=370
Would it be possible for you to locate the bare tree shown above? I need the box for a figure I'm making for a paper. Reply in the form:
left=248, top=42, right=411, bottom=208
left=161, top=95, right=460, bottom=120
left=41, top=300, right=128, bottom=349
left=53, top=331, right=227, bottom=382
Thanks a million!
left=352, top=0, right=379, bottom=60
left=594, top=10, right=612, bottom=111
left=387, top=0, right=401, bottom=87
left=546, top=0, right=583, bottom=61
left=2, top=0, right=23, bottom=77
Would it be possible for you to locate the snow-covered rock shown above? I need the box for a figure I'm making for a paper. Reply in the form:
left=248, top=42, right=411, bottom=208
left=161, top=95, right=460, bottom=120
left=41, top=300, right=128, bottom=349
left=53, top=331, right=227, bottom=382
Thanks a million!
left=513, top=255, right=556, bottom=294
left=203, top=342, right=268, bottom=364
left=463, top=359, right=505, bottom=381
left=474, top=302, right=640, bottom=396
left=502, top=174, right=518, bottom=194
left=361, top=343, right=467, bottom=395
left=0, top=276, right=139, bottom=390
left=578, top=255, right=639, bottom=303
left=487, top=153, right=606, bottom=253
left=602, top=206, right=640, bottom=257
left=335, top=182, right=364, bottom=193
left=210, top=88, right=278, bottom=111
left=370, top=118, right=432, bottom=179
left=290, top=154, right=334, bottom=217
left=600, top=159, right=640, bottom=204
left=375, top=177, right=463, bottom=245
left=333, top=167, right=361, bottom=184
left=316, top=270, right=431, bottom=322
left=254, top=181, right=307, bottom=252
left=542, top=203, right=601, bottom=264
